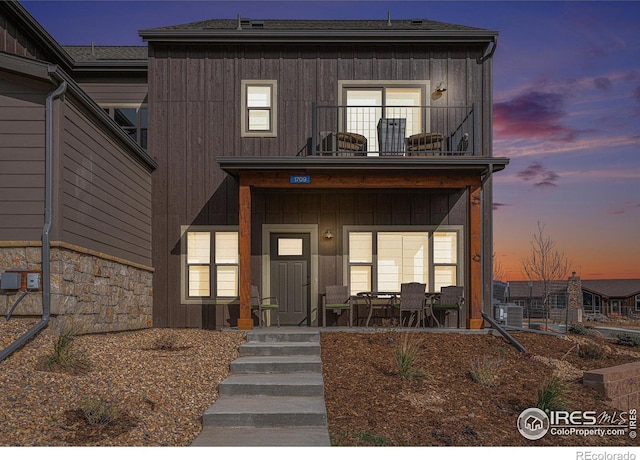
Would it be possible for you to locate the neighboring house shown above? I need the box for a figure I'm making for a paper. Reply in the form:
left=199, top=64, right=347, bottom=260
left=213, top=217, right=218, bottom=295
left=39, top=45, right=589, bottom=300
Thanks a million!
left=0, top=1, right=156, bottom=334
left=503, top=278, right=640, bottom=317
left=139, top=17, right=508, bottom=329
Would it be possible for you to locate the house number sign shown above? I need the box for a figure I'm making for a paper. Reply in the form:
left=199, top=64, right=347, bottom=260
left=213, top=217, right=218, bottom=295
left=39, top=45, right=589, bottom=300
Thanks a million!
left=290, top=175, right=311, bottom=184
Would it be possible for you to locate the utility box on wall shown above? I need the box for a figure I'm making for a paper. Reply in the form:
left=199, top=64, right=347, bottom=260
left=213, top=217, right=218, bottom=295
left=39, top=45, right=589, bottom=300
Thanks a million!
left=0, top=271, right=42, bottom=291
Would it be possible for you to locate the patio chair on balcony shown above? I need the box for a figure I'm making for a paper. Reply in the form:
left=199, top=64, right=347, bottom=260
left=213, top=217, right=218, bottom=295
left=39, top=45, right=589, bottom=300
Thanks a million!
left=406, top=132, right=444, bottom=155
left=319, top=132, right=367, bottom=156
left=398, top=282, right=428, bottom=327
left=433, top=285, right=464, bottom=328
left=323, top=285, right=353, bottom=327
left=250, top=285, right=280, bottom=328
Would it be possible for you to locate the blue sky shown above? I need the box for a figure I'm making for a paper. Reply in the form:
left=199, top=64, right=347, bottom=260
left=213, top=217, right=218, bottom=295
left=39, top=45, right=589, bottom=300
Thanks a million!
left=21, top=0, right=640, bottom=280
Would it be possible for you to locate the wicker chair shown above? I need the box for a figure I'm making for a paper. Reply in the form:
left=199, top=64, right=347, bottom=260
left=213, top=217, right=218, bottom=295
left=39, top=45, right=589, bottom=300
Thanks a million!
left=398, top=282, right=427, bottom=327
left=433, top=286, right=464, bottom=328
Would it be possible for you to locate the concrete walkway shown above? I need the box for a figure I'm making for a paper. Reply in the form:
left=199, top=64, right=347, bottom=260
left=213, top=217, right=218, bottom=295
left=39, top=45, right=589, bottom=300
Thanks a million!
left=191, top=328, right=331, bottom=447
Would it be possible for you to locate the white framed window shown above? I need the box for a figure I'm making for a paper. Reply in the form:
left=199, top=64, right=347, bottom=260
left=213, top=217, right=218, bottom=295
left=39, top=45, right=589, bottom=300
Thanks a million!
left=103, top=105, right=148, bottom=148
left=241, top=80, right=278, bottom=137
left=345, top=227, right=461, bottom=296
left=181, top=226, right=239, bottom=303
left=339, top=81, right=429, bottom=155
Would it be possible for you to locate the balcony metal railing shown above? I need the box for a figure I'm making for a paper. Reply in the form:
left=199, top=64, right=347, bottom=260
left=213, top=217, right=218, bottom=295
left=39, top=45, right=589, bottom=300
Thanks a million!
left=310, top=103, right=479, bottom=157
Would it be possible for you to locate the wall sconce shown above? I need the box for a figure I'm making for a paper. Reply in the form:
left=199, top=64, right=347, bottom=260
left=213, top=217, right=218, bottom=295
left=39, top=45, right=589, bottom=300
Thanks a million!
left=323, top=229, right=334, bottom=240
left=436, top=81, right=447, bottom=93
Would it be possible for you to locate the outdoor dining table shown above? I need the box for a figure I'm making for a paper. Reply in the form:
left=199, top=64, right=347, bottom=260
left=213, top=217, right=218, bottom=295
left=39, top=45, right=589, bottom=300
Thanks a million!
left=356, top=291, right=399, bottom=327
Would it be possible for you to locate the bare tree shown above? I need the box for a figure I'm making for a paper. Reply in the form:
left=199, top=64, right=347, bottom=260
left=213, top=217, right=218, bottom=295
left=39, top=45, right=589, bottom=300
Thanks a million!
left=521, top=222, right=572, bottom=324
left=492, top=251, right=506, bottom=283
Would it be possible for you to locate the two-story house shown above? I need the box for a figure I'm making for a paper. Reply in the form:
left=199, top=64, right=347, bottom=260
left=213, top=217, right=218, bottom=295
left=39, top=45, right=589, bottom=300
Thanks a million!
left=139, top=17, right=509, bottom=330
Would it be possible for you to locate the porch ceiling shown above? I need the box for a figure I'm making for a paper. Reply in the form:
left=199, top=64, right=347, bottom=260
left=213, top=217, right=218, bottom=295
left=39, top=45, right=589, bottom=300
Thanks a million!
left=217, top=156, right=509, bottom=178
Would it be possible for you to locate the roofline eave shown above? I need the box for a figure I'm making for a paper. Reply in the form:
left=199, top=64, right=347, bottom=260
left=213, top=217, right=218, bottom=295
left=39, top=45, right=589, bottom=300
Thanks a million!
left=217, top=156, right=509, bottom=177
left=139, top=29, right=498, bottom=44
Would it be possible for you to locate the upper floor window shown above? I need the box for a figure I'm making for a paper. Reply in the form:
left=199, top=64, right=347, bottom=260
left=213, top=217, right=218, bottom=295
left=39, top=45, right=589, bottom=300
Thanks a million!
left=103, top=105, right=148, bottom=148
left=636, top=294, right=640, bottom=311
left=339, top=81, right=428, bottom=154
left=241, top=80, right=278, bottom=137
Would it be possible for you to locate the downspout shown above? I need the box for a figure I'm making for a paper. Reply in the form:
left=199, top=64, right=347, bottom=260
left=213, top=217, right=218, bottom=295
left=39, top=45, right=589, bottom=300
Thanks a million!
left=0, top=80, right=67, bottom=362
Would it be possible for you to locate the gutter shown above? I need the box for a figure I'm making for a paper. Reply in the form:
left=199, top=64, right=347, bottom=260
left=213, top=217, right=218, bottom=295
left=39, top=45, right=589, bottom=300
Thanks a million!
left=0, top=81, right=67, bottom=362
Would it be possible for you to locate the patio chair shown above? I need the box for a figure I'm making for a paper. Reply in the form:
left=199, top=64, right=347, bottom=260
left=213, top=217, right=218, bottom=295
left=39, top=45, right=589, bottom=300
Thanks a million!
left=398, top=282, right=427, bottom=327
left=250, top=285, right=280, bottom=328
left=433, top=285, right=464, bottom=328
left=323, top=285, right=353, bottom=327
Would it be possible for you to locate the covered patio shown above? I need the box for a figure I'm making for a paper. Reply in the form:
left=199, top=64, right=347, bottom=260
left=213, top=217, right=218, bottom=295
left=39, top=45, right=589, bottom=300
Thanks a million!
left=218, top=156, right=508, bottom=330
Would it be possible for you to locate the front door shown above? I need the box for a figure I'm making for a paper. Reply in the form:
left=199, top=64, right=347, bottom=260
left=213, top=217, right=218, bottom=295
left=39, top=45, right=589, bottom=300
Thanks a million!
left=270, top=233, right=310, bottom=326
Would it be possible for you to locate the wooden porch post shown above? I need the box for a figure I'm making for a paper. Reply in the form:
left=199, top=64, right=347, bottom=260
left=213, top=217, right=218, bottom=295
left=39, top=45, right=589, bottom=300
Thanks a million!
left=467, top=185, right=483, bottom=329
left=237, top=183, right=253, bottom=330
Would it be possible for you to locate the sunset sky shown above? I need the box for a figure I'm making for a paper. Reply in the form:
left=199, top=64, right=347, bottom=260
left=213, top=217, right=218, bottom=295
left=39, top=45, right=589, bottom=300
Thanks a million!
left=21, top=0, right=640, bottom=281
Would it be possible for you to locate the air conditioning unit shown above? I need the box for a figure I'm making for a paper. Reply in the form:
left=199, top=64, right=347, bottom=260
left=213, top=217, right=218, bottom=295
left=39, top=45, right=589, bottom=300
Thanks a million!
left=506, top=305, right=523, bottom=328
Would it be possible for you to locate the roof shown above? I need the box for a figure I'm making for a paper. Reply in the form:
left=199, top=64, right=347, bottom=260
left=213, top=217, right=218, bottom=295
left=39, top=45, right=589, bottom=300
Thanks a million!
left=150, top=18, right=485, bottom=32
left=581, top=279, right=640, bottom=298
left=140, top=17, right=498, bottom=46
left=63, top=46, right=147, bottom=62
left=505, top=279, right=640, bottom=299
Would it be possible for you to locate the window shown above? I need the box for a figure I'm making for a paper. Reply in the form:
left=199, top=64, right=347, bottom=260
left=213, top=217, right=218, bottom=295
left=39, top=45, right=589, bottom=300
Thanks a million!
left=346, top=228, right=461, bottom=296
left=636, top=294, right=640, bottom=311
left=103, top=106, right=148, bottom=148
left=340, top=81, right=428, bottom=154
left=241, top=80, right=278, bottom=137
left=181, top=227, right=239, bottom=303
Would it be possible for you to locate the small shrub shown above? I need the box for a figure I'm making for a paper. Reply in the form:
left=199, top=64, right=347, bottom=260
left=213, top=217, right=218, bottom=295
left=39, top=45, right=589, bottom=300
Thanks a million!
left=394, top=333, right=426, bottom=380
left=578, top=342, right=608, bottom=360
left=152, top=331, right=181, bottom=351
left=45, top=324, right=89, bottom=372
left=536, top=375, right=568, bottom=411
left=80, top=396, right=121, bottom=427
left=468, top=355, right=503, bottom=386
left=615, top=332, right=640, bottom=348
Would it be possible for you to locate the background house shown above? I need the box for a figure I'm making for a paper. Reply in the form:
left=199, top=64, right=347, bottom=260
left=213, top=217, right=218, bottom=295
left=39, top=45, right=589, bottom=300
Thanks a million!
left=0, top=1, right=156, bottom=334
left=501, top=277, right=640, bottom=318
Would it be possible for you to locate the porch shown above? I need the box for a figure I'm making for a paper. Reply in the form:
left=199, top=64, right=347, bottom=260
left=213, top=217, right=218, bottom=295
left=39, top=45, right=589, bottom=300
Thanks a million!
left=218, top=155, right=508, bottom=331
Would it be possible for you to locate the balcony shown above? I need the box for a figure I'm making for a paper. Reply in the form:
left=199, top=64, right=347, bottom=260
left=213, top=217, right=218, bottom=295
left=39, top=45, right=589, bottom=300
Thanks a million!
left=310, top=103, right=479, bottom=157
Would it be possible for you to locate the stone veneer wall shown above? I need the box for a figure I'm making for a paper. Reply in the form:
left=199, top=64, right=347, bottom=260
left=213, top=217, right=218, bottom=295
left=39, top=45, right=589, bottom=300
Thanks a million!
left=0, top=245, right=153, bottom=334
left=567, top=272, right=583, bottom=323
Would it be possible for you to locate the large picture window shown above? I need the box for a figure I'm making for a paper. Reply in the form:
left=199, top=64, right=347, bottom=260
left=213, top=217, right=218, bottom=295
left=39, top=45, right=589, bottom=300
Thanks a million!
left=241, top=80, right=278, bottom=137
left=346, top=228, right=461, bottom=296
left=181, top=226, right=239, bottom=303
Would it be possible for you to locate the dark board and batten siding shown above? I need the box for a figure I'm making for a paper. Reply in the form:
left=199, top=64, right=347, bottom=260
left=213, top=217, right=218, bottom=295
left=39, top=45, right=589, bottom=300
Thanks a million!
left=0, top=71, right=47, bottom=241
left=61, top=96, right=153, bottom=268
left=149, top=43, right=492, bottom=328
left=0, top=10, right=44, bottom=60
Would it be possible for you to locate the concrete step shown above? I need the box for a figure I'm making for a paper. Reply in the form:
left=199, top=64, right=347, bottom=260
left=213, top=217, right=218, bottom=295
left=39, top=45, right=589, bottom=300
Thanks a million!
left=191, top=425, right=331, bottom=447
left=246, top=329, right=320, bottom=343
left=230, top=355, right=322, bottom=374
left=203, top=395, right=327, bottom=427
left=218, top=373, right=325, bottom=397
left=239, top=341, right=320, bottom=357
